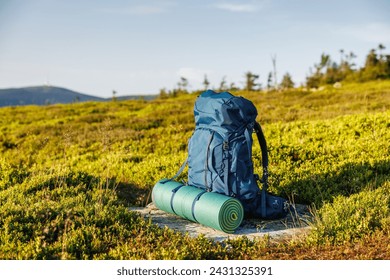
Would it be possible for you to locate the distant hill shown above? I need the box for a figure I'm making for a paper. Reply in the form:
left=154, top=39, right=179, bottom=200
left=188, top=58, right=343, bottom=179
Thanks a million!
left=0, top=86, right=105, bottom=107
left=0, top=86, right=159, bottom=107
left=115, top=94, right=158, bottom=101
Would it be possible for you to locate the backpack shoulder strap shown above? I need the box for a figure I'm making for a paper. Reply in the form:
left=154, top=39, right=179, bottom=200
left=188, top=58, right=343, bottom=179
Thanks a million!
left=253, top=121, right=269, bottom=218
left=169, top=157, right=188, bottom=182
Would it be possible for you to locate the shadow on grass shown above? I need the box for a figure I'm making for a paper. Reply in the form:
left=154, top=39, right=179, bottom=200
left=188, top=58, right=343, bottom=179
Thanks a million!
left=22, top=171, right=150, bottom=208
left=280, top=159, right=390, bottom=207
left=114, top=181, right=152, bottom=207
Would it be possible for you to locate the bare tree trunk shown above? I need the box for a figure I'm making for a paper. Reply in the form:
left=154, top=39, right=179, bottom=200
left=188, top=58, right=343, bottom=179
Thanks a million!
left=271, top=54, right=278, bottom=90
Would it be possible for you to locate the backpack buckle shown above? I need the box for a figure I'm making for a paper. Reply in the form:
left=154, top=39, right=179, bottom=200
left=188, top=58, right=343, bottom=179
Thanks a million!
left=223, top=141, right=229, bottom=150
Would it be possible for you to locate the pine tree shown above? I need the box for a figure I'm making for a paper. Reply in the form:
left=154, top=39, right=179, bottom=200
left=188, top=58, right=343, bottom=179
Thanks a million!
left=280, top=73, right=294, bottom=89
left=177, top=77, right=189, bottom=93
left=244, top=71, right=261, bottom=91
left=202, top=74, right=210, bottom=90
left=219, top=76, right=228, bottom=91
left=267, top=72, right=273, bottom=90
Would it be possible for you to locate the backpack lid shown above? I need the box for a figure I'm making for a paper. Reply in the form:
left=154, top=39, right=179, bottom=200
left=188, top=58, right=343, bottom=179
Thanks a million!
left=194, top=90, right=258, bottom=133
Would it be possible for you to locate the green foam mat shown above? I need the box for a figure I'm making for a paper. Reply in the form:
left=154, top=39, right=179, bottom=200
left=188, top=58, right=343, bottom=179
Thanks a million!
left=152, top=179, right=243, bottom=233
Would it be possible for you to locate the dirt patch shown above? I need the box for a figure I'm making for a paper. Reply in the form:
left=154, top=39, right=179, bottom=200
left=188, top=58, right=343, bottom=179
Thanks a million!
left=130, top=203, right=312, bottom=242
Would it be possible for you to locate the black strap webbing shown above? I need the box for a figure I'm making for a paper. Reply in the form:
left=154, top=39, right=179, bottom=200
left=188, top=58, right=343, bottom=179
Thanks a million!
left=254, top=122, right=268, bottom=218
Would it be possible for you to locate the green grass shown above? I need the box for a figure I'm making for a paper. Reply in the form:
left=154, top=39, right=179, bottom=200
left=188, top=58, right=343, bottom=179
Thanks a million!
left=0, top=80, right=389, bottom=259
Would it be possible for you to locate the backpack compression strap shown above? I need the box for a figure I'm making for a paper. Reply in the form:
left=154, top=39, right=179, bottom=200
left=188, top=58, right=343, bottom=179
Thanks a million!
left=253, top=122, right=269, bottom=218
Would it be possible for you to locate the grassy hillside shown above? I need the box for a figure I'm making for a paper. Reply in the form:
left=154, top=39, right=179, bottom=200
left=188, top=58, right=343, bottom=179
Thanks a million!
left=0, top=81, right=389, bottom=259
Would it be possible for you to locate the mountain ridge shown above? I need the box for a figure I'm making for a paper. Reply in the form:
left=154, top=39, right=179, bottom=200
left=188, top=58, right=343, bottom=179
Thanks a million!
left=0, top=85, right=156, bottom=107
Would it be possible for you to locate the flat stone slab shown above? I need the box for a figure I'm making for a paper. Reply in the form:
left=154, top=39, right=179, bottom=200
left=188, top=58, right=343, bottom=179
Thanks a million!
left=130, top=203, right=312, bottom=242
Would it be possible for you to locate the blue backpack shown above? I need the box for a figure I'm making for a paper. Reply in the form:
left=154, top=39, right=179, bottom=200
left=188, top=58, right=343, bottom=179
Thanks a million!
left=174, top=90, right=289, bottom=219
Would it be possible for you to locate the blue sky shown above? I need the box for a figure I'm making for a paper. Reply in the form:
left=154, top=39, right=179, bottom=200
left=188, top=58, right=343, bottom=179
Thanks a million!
left=0, top=0, right=389, bottom=97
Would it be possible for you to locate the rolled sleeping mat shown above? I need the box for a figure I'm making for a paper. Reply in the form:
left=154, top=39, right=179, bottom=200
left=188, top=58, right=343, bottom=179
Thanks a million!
left=152, top=179, right=183, bottom=215
left=152, top=179, right=244, bottom=233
